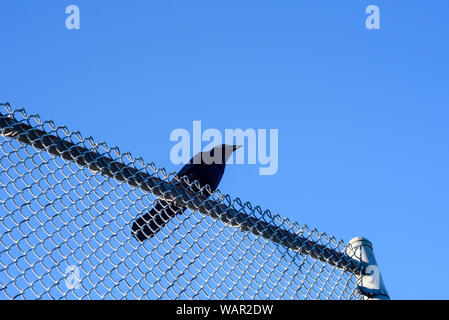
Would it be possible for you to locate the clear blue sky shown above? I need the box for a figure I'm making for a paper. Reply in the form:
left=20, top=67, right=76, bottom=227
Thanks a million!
left=1, top=1, right=448, bottom=299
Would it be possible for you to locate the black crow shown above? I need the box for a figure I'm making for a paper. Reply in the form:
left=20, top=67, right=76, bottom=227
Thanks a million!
left=131, top=144, right=241, bottom=242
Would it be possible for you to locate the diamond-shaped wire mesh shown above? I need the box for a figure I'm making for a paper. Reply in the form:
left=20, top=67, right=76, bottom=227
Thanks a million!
left=0, top=103, right=362, bottom=300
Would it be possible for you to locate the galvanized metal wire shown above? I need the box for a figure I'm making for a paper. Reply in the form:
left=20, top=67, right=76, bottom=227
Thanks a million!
left=0, top=103, right=363, bottom=300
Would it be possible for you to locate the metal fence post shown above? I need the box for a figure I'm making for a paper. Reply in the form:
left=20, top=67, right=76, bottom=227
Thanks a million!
left=347, top=237, right=390, bottom=300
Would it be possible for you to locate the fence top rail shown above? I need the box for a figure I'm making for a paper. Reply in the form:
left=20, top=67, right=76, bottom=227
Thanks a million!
left=0, top=103, right=364, bottom=275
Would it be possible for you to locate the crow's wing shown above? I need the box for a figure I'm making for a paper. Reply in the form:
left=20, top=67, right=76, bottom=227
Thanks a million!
left=177, top=161, right=195, bottom=178
left=177, top=151, right=203, bottom=178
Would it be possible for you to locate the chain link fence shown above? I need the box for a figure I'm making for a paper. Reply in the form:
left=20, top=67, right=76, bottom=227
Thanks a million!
left=0, top=103, right=365, bottom=300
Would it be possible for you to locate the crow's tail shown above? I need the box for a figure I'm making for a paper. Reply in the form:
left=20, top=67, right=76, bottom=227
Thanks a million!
left=131, top=200, right=185, bottom=242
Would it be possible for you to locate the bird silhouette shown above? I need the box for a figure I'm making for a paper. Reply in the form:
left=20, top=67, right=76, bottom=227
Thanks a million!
left=131, top=144, right=241, bottom=242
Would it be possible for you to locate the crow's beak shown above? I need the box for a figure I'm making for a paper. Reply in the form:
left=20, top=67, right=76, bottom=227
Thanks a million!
left=233, top=145, right=243, bottom=152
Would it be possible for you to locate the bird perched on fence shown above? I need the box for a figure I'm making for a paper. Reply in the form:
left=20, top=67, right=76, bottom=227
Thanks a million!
left=132, top=144, right=242, bottom=242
